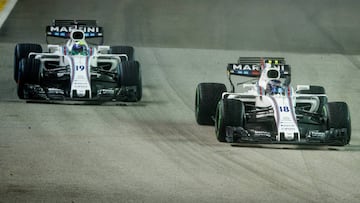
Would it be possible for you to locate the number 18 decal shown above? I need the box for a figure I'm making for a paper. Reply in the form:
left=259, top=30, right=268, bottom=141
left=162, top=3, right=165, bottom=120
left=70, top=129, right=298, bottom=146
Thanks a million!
left=279, top=106, right=290, bottom=112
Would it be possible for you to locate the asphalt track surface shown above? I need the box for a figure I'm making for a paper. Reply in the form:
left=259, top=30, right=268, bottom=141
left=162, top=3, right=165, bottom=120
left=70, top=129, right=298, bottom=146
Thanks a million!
left=1, top=0, right=360, bottom=202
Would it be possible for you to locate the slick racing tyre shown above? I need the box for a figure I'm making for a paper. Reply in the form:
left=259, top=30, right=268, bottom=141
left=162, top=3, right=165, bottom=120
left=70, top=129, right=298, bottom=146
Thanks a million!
left=110, top=46, right=134, bottom=61
left=195, top=83, right=227, bottom=125
left=17, top=58, right=41, bottom=99
left=14, top=43, right=42, bottom=82
left=118, top=61, right=142, bottom=102
left=215, top=99, right=245, bottom=142
left=328, top=102, right=351, bottom=146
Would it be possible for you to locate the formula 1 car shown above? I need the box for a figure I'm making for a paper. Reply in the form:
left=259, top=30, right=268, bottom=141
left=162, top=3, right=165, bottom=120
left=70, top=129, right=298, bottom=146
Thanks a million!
left=195, top=57, right=351, bottom=146
left=14, top=20, right=142, bottom=102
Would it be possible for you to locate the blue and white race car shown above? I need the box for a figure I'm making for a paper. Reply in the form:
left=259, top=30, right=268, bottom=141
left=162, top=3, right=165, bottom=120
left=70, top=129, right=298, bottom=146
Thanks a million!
left=195, top=57, right=351, bottom=146
left=14, top=20, right=141, bottom=102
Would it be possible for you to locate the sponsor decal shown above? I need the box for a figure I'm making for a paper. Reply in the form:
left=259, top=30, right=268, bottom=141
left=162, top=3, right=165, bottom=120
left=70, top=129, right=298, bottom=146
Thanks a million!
left=47, top=26, right=103, bottom=38
left=253, top=131, right=271, bottom=137
left=230, top=64, right=261, bottom=76
left=75, top=65, right=85, bottom=71
left=232, top=64, right=260, bottom=72
left=279, top=106, right=290, bottom=112
left=49, top=26, right=100, bottom=33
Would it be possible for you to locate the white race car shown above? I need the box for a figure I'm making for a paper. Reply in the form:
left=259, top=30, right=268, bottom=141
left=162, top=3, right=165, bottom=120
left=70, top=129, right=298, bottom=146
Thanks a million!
left=14, top=20, right=141, bottom=102
left=195, top=57, right=351, bottom=146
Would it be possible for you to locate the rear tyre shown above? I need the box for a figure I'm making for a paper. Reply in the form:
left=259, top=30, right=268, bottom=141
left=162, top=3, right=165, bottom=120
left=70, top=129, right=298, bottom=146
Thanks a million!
left=14, top=43, right=42, bottom=82
left=118, top=61, right=142, bottom=102
left=17, top=58, right=41, bottom=99
left=195, top=83, right=227, bottom=125
left=328, top=102, right=351, bottom=146
left=110, top=46, right=134, bottom=61
left=215, top=99, right=245, bottom=142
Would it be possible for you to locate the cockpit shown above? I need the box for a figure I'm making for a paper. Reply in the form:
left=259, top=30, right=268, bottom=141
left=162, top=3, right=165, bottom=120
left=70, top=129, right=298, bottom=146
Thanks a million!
left=70, top=41, right=88, bottom=55
left=258, top=63, right=289, bottom=95
left=67, top=30, right=89, bottom=56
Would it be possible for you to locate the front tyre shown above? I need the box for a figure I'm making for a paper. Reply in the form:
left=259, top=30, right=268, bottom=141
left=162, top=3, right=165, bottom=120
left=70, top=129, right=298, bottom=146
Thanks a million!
left=17, top=58, right=41, bottom=99
left=215, top=99, right=245, bottom=142
left=195, top=83, right=227, bottom=125
left=328, top=102, right=351, bottom=146
left=14, top=43, right=42, bottom=82
left=118, top=61, right=142, bottom=102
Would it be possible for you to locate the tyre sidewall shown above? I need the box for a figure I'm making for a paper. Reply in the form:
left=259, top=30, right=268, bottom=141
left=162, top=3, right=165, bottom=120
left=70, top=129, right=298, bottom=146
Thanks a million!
left=118, top=61, right=142, bottom=101
left=328, top=102, right=351, bottom=145
left=195, top=83, right=227, bottom=125
left=14, top=44, right=42, bottom=82
left=215, top=100, right=226, bottom=142
left=215, top=99, right=245, bottom=142
left=17, top=58, right=41, bottom=98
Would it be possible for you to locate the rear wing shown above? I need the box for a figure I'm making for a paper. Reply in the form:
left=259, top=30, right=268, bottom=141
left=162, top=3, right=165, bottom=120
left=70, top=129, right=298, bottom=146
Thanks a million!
left=226, top=57, right=291, bottom=92
left=227, top=57, right=290, bottom=78
left=237, top=57, right=286, bottom=65
left=46, top=20, right=104, bottom=43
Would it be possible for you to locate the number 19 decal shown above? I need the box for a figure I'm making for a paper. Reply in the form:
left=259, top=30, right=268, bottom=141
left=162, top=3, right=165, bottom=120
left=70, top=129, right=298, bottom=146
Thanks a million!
left=279, top=106, right=290, bottom=112
left=76, top=65, right=85, bottom=71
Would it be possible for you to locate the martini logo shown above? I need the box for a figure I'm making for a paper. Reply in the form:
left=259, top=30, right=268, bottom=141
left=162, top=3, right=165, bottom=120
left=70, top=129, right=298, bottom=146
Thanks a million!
left=232, top=64, right=260, bottom=71
left=49, top=26, right=100, bottom=33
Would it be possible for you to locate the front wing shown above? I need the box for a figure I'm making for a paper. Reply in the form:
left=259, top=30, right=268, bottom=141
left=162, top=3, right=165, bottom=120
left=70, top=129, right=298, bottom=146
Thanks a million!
left=225, top=126, right=349, bottom=146
left=21, top=84, right=138, bottom=102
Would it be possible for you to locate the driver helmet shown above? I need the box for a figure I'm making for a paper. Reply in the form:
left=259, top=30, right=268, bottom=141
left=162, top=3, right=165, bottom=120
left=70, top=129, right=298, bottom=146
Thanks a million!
left=267, top=79, right=283, bottom=95
left=71, top=41, right=87, bottom=55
